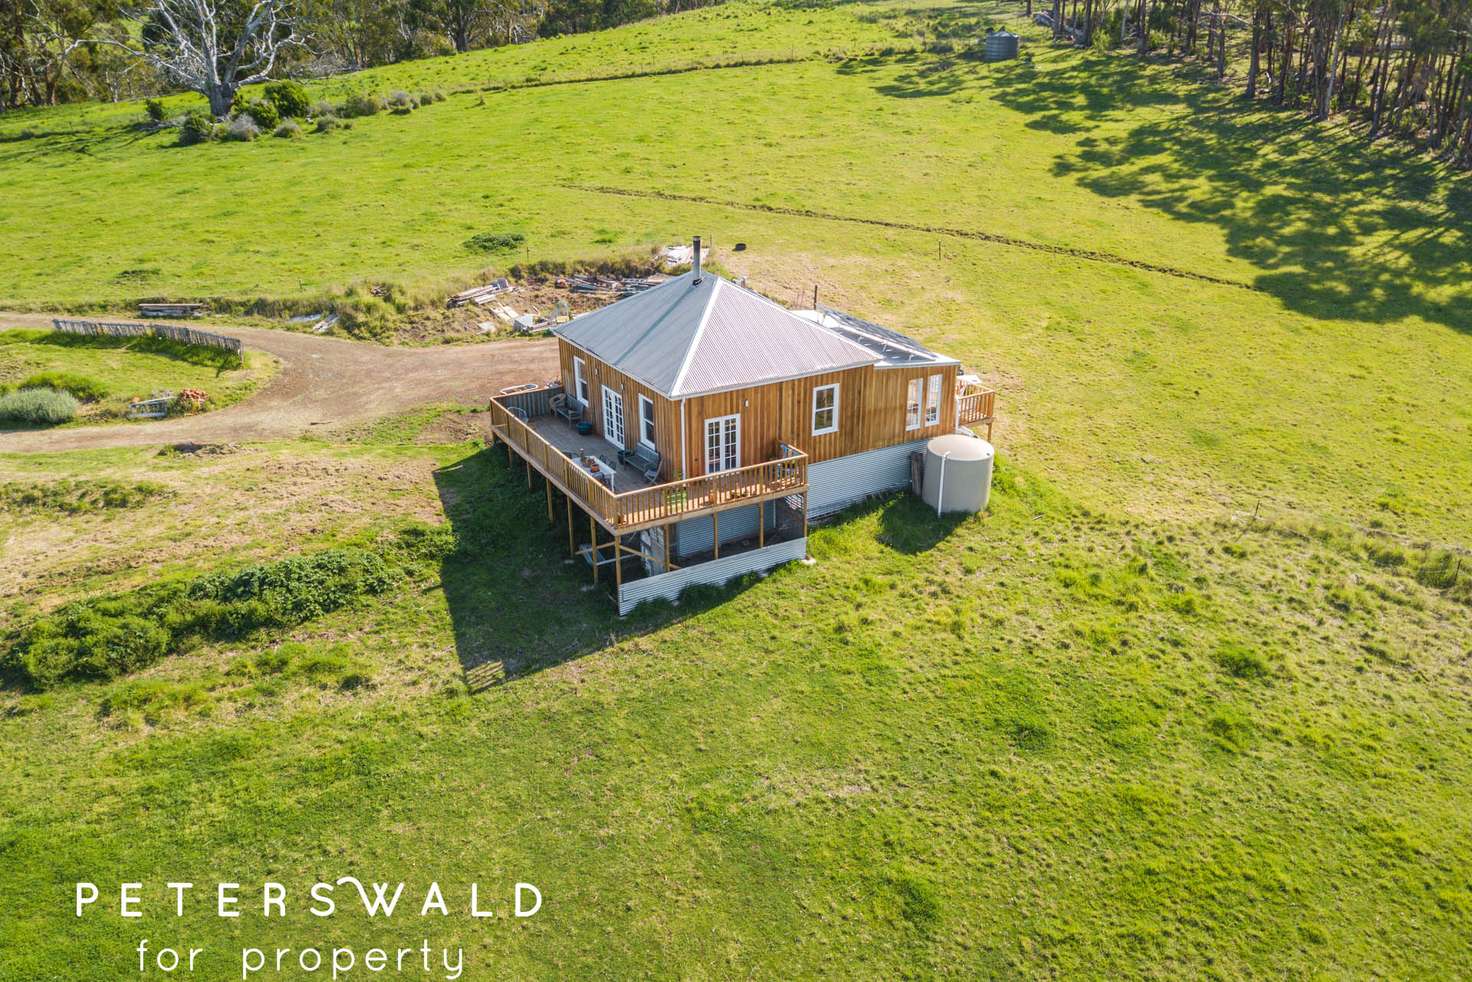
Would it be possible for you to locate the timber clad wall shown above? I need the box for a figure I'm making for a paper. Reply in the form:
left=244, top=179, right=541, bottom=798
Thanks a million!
left=558, top=339, right=956, bottom=480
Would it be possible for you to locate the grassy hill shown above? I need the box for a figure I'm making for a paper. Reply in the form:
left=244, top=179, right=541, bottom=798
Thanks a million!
left=2, top=1, right=1471, bottom=978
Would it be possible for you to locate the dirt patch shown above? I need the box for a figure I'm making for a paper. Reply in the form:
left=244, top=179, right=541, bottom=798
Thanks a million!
left=392, top=275, right=655, bottom=344
left=414, top=411, right=495, bottom=445
left=0, top=319, right=558, bottom=453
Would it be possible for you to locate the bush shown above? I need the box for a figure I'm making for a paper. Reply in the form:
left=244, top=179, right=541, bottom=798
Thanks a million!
left=416, top=91, right=438, bottom=108
left=465, top=231, right=526, bottom=253
left=178, top=109, right=215, bottom=146
left=314, top=114, right=350, bottom=133
left=144, top=98, right=167, bottom=123
left=224, top=116, right=260, bottom=142
left=309, top=99, right=336, bottom=118
left=0, top=388, right=78, bottom=424
left=8, top=546, right=399, bottom=689
left=237, top=98, right=279, bottom=129
left=386, top=90, right=418, bottom=114
left=187, top=548, right=397, bottom=633
left=339, top=92, right=385, bottom=117
left=0, top=479, right=168, bottom=514
left=18, top=371, right=105, bottom=402
left=273, top=120, right=303, bottom=140
left=263, top=79, right=311, bottom=119
left=1213, top=642, right=1270, bottom=679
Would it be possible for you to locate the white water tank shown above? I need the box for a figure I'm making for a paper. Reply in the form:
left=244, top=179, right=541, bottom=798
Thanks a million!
left=921, top=433, right=994, bottom=514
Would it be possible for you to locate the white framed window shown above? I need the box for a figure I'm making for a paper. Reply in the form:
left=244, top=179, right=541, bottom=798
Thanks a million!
left=602, top=387, right=625, bottom=448
left=811, top=383, right=839, bottom=436
left=924, top=373, right=942, bottom=426
left=905, top=377, right=923, bottom=430
left=638, top=394, right=656, bottom=450
left=705, top=414, right=740, bottom=474
left=572, top=356, right=589, bottom=406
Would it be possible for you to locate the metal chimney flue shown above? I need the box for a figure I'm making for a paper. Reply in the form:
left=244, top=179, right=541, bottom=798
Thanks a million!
left=692, top=236, right=702, bottom=285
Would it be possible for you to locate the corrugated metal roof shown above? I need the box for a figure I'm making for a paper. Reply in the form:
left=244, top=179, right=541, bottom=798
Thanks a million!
left=555, top=272, right=881, bottom=398
left=554, top=271, right=715, bottom=395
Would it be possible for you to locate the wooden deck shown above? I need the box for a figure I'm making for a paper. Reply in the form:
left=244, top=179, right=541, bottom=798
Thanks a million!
left=488, top=392, right=808, bottom=534
left=523, top=415, right=656, bottom=494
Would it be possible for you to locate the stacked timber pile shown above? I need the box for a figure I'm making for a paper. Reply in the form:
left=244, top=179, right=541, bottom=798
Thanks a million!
left=447, top=278, right=511, bottom=308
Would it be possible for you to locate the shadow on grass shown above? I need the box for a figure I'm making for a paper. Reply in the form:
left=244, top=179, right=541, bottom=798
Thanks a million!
left=875, top=493, right=970, bottom=553
left=432, top=444, right=764, bottom=692
left=849, top=41, right=1472, bottom=333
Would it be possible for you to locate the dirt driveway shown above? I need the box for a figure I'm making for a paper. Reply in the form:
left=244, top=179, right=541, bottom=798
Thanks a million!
left=0, top=314, right=558, bottom=452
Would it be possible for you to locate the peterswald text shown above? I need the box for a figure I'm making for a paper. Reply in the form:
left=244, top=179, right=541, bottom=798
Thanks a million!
left=74, top=879, right=543, bottom=980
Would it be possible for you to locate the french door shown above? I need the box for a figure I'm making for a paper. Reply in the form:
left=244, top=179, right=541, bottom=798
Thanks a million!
left=602, top=388, right=625, bottom=449
left=705, top=414, right=740, bottom=473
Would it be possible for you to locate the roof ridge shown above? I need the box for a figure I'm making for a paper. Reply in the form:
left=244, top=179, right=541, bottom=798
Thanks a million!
left=668, top=275, right=720, bottom=398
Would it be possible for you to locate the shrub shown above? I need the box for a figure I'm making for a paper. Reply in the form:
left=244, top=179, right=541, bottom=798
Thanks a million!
left=263, top=79, right=311, bottom=118
left=0, top=479, right=168, bottom=513
left=314, top=114, right=349, bottom=133
left=144, top=98, right=167, bottom=122
left=1213, top=642, right=1270, bottom=679
left=416, top=91, right=438, bottom=107
left=273, top=120, right=303, bottom=140
left=339, top=92, right=385, bottom=117
left=309, top=99, right=336, bottom=118
left=465, top=231, right=526, bottom=253
left=18, top=371, right=106, bottom=402
left=386, top=90, right=418, bottom=114
left=0, top=388, right=78, bottom=424
left=178, top=109, right=215, bottom=146
left=187, top=548, right=397, bottom=633
left=237, top=98, right=280, bottom=129
left=8, top=547, right=399, bottom=689
left=224, top=116, right=260, bottom=142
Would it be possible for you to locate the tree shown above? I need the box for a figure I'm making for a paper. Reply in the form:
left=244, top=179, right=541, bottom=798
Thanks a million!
left=104, top=0, right=304, bottom=116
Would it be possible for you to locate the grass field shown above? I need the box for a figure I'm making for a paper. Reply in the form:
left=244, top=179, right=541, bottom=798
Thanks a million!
left=1, top=0, right=1471, bottom=977
left=0, top=329, right=274, bottom=423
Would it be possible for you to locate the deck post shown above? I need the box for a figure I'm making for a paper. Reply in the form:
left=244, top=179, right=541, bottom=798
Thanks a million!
left=663, top=523, right=670, bottom=572
left=545, top=479, right=553, bottom=523
left=567, top=496, right=575, bottom=555
left=614, top=532, right=623, bottom=594
left=506, top=441, right=513, bottom=467
left=802, top=494, right=809, bottom=540
left=526, top=456, right=532, bottom=489
left=713, top=510, right=719, bottom=560
left=758, top=502, right=765, bottom=549
left=590, top=513, right=598, bottom=584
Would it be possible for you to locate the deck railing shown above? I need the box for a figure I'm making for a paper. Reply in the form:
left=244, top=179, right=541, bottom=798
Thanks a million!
left=956, top=389, right=996, bottom=425
left=488, top=396, right=808, bottom=530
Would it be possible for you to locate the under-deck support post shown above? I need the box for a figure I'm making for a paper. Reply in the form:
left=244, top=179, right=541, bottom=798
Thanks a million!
left=758, top=502, right=765, bottom=549
left=614, top=532, right=623, bottom=594
left=545, top=479, right=553, bottom=523
left=663, top=523, right=670, bottom=572
left=713, top=511, right=719, bottom=560
left=507, top=441, right=513, bottom=467
left=590, top=513, right=598, bottom=584
left=567, top=496, right=575, bottom=555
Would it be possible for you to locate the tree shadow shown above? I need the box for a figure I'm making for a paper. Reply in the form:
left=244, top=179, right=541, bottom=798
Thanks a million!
left=858, top=41, right=1472, bottom=333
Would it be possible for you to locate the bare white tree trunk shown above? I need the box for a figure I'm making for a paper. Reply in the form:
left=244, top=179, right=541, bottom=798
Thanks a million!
left=100, top=0, right=304, bottom=116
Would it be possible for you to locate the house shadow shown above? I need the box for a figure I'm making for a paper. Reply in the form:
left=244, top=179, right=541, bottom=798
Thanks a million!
left=875, top=493, right=971, bottom=554
left=432, top=445, right=747, bottom=693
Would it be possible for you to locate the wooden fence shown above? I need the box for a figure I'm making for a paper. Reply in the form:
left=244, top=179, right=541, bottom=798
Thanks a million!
left=52, top=319, right=245, bottom=359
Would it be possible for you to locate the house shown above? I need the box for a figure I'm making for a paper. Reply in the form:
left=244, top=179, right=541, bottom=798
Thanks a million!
left=488, top=240, right=996, bottom=614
